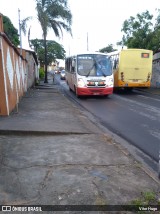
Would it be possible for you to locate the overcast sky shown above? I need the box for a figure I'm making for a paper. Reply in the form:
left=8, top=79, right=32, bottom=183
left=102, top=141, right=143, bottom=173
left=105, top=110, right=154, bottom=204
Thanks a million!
left=0, top=0, right=160, bottom=55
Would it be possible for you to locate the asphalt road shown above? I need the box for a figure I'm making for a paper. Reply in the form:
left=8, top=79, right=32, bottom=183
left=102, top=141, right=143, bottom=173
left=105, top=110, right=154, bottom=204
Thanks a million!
left=56, top=74, right=160, bottom=173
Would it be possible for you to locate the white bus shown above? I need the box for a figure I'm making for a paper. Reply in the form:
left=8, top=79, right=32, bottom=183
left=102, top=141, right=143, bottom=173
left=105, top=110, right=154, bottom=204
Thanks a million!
left=65, top=52, right=114, bottom=97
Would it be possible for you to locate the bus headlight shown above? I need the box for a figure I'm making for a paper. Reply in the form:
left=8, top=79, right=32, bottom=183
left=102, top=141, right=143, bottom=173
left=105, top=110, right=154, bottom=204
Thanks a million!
left=107, top=78, right=113, bottom=86
left=78, top=78, right=85, bottom=87
left=121, top=72, right=124, bottom=81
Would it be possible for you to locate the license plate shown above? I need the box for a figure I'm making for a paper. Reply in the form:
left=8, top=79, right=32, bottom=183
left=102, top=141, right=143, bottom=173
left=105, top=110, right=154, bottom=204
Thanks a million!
left=93, top=93, right=100, bottom=95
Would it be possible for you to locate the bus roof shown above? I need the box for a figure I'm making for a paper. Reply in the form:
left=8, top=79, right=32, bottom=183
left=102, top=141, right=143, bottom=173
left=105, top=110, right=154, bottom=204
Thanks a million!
left=106, top=50, right=120, bottom=56
left=66, top=51, right=110, bottom=58
left=106, top=48, right=153, bottom=56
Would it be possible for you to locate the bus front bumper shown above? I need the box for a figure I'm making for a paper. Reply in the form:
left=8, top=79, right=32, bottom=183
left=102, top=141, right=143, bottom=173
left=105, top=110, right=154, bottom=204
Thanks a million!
left=77, top=87, right=113, bottom=96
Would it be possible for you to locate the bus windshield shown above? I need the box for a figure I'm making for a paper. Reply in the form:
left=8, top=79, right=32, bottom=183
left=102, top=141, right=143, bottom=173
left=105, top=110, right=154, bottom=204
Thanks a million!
left=77, top=54, right=112, bottom=77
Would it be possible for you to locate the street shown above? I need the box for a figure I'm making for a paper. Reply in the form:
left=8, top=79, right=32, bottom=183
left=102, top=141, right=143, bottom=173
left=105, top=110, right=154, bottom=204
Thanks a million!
left=57, top=74, right=160, bottom=173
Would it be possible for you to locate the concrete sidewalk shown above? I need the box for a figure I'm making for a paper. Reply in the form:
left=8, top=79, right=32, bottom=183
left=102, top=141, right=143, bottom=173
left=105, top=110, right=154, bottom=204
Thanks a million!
left=0, top=76, right=159, bottom=213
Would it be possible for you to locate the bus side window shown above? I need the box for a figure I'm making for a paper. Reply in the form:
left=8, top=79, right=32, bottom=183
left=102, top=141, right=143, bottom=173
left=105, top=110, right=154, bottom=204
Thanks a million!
left=113, top=59, right=117, bottom=69
left=66, top=59, right=69, bottom=72
left=68, top=58, right=72, bottom=72
left=114, top=60, right=118, bottom=69
left=71, top=58, right=76, bottom=73
left=113, top=54, right=119, bottom=69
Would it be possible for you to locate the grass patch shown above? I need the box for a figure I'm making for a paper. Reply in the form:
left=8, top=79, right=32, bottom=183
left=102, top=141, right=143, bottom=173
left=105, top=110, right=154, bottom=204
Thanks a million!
left=130, top=191, right=159, bottom=214
left=39, top=67, right=45, bottom=79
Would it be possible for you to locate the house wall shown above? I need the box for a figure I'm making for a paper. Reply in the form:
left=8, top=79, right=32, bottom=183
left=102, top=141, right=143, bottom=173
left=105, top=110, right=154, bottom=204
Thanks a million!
left=0, top=34, right=27, bottom=115
left=26, top=51, right=36, bottom=88
left=0, top=14, right=38, bottom=116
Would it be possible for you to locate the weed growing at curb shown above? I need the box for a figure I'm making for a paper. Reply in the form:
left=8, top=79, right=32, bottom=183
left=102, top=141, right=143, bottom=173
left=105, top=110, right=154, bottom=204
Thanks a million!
left=130, top=191, right=159, bottom=214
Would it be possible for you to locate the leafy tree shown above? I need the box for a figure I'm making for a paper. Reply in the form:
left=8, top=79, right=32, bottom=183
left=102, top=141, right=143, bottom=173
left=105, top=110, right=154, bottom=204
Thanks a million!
left=2, top=13, right=32, bottom=48
left=30, top=39, right=65, bottom=66
left=151, top=9, right=160, bottom=52
left=35, top=0, right=72, bottom=83
left=2, top=15, right=20, bottom=46
left=117, top=10, right=160, bottom=52
left=99, top=44, right=117, bottom=53
left=20, top=17, right=32, bottom=36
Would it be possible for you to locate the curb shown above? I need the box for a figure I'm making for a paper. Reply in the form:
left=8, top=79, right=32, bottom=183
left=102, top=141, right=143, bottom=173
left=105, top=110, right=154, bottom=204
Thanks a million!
left=0, top=130, right=92, bottom=136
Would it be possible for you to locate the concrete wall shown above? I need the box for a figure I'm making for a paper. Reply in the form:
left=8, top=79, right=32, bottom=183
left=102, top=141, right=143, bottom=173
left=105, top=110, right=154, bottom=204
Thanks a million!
left=0, top=14, right=38, bottom=116
left=26, top=51, right=39, bottom=89
left=152, top=52, right=160, bottom=88
left=0, top=33, right=27, bottom=115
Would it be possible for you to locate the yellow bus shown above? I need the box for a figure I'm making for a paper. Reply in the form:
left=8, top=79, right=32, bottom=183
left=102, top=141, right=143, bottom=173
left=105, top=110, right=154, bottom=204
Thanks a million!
left=107, top=49, right=153, bottom=91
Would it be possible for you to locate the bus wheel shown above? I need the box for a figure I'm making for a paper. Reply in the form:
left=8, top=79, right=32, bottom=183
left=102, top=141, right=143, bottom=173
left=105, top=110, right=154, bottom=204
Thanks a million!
left=104, top=94, right=109, bottom=98
left=75, top=86, right=80, bottom=98
left=125, top=87, right=133, bottom=92
left=113, top=87, right=118, bottom=93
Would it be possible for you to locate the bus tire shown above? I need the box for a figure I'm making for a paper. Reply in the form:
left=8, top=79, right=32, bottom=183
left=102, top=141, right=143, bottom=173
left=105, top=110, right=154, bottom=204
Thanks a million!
left=125, top=87, right=133, bottom=92
left=75, top=86, right=80, bottom=98
left=113, top=87, right=118, bottom=93
left=104, top=94, right=109, bottom=98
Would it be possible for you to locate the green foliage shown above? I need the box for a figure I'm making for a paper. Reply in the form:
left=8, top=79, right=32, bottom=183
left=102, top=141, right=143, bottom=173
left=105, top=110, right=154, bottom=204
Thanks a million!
left=142, top=191, right=156, bottom=203
left=37, top=0, right=72, bottom=37
left=2, top=15, right=20, bottom=47
left=20, top=16, right=32, bottom=36
left=131, top=191, right=156, bottom=205
left=35, top=0, right=72, bottom=83
left=130, top=191, right=158, bottom=214
left=99, top=44, right=117, bottom=53
left=118, top=10, right=160, bottom=52
left=30, top=39, right=65, bottom=66
left=2, top=14, right=31, bottom=47
left=39, top=67, right=45, bottom=79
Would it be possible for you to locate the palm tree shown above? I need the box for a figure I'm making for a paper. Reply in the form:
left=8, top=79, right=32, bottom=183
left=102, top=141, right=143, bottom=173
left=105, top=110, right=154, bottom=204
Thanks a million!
left=35, top=0, right=72, bottom=83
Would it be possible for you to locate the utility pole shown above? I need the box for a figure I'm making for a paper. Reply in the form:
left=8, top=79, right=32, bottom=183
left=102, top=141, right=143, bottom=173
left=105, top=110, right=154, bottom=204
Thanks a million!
left=16, top=8, right=22, bottom=113
left=68, top=44, right=70, bottom=56
left=18, top=8, right=22, bottom=55
left=87, top=32, right=89, bottom=51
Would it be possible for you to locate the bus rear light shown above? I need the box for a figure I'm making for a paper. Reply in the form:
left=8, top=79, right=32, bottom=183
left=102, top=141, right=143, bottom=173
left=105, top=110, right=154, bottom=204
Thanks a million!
left=121, top=72, right=124, bottom=81
left=78, top=78, right=85, bottom=87
left=147, top=72, right=151, bottom=81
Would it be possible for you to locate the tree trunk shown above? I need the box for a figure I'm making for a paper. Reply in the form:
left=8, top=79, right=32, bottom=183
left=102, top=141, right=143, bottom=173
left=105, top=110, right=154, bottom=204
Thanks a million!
left=44, top=35, right=48, bottom=83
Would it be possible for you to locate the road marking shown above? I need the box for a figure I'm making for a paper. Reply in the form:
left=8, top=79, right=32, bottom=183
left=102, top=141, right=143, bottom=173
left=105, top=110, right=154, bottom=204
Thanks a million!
left=137, top=94, right=160, bottom=102
left=116, top=95, right=160, bottom=121
left=149, top=130, right=160, bottom=141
